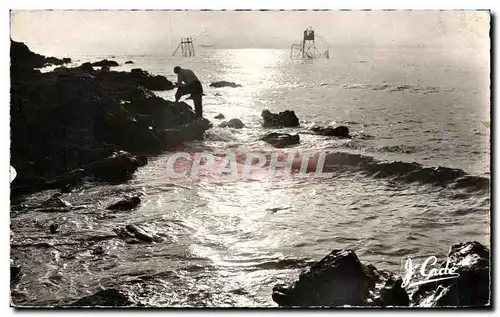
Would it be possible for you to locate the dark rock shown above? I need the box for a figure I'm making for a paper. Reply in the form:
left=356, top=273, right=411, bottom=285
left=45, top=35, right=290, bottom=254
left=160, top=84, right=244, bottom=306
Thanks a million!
left=106, top=194, right=142, bottom=211
left=91, top=59, right=119, bottom=67
left=80, top=62, right=94, bottom=72
left=214, top=113, right=225, bottom=119
left=272, top=249, right=409, bottom=307
left=10, top=39, right=69, bottom=70
left=209, top=81, right=242, bottom=88
left=49, top=223, right=60, bottom=234
left=262, top=109, right=299, bottom=128
left=311, top=125, right=351, bottom=138
left=219, top=118, right=244, bottom=129
left=10, top=41, right=208, bottom=199
left=125, top=60, right=134, bottom=64
left=410, top=241, right=490, bottom=307
left=159, top=117, right=213, bottom=148
left=83, top=151, right=143, bottom=182
left=38, top=193, right=72, bottom=212
left=261, top=132, right=300, bottom=148
left=130, top=68, right=175, bottom=90
left=71, top=289, right=133, bottom=307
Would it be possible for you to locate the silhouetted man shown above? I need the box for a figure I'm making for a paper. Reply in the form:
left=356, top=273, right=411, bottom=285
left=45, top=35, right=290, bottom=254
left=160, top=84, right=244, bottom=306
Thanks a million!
left=173, top=66, right=203, bottom=118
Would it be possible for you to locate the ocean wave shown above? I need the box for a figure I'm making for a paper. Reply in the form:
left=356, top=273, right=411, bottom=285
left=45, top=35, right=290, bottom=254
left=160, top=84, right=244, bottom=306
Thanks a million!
left=321, top=151, right=489, bottom=191
left=342, top=83, right=450, bottom=94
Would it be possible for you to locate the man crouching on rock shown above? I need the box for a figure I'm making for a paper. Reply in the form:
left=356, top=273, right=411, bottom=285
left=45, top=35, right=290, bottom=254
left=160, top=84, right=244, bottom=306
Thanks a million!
left=174, top=66, right=203, bottom=118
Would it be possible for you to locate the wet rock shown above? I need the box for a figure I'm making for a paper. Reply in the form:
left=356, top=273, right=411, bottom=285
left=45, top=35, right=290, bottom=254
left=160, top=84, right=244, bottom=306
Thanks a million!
left=38, top=194, right=72, bottom=212
left=83, top=151, right=143, bottom=182
left=114, top=224, right=163, bottom=243
left=106, top=194, right=142, bottom=211
left=71, top=289, right=133, bottom=307
left=209, top=81, right=242, bottom=88
left=410, top=241, right=490, bottom=307
left=214, top=113, right=225, bottom=119
left=49, top=223, right=60, bottom=234
left=91, top=59, right=119, bottom=67
left=10, top=40, right=208, bottom=198
left=262, top=109, right=299, bottom=128
left=261, top=132, right=300, bottom=148
left=311, top=125, right=351, bottom=138
left=80, top=62, right=94, bottom=72
left=130, top=68, right=175, bottom=90
left=46, top=169, right=85, bottom=191
left=219, top=118, right=244, bottom=129
left=160, top=117, right=213, bottom=148
left=125, top=60, right=134, bottom=64
left=272, top=249, right=409, bottom=307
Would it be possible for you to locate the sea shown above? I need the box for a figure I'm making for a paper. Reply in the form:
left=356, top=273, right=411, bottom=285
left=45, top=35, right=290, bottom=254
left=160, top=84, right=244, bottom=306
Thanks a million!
left=10, top=47, right=490, bottom=307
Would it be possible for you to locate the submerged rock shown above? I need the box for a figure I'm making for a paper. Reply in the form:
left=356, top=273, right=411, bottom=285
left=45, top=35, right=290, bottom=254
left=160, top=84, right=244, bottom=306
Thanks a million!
left=311, top=125, right=351, bottom=138
left=91, top=59, right=119, bottom=67
left=38, top=194, right=73, bottom=212
left=71, top=289, right=133, bottom=307
left=410, top=241, right=490, bottom=307
left=114, top=224, right=163, bottom=244
left=272, top=249, right=409, bottom=307
left=209, top=81, right=242, bottom=88
left=214, top=113, right=225, bottom=119
left=262, top=109, right=299, bottom=128
left=106, top=194, right=142, bottom=211
left=219, top=118, right=244, bottom=129
left=261, top=132, right=300, bottom=148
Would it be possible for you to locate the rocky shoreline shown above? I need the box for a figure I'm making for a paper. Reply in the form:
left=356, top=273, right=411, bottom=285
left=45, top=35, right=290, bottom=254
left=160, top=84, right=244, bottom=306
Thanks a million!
left=10, top=41, right=490, bottom=308
left=272, top=241, right=490, bottom=308
left=10, top=40, right=211, bottom=199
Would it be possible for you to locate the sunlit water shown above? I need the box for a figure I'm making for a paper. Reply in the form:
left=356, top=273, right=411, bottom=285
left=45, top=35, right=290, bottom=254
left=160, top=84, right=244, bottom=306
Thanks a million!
left=11, top=48, right=490, bottom=307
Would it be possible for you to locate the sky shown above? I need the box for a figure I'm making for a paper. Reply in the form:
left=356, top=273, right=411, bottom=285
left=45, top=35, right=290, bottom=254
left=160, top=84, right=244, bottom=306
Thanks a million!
left=9, top=10, right=490, bottom=55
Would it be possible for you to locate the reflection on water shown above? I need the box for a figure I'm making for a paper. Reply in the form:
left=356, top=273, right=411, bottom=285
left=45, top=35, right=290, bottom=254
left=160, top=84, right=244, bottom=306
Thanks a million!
left=11, top=47, right=490, bottom=307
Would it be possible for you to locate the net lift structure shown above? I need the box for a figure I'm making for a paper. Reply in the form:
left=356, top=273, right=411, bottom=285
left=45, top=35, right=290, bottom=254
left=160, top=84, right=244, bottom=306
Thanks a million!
left=290, top=27, right=330, bottom=60
left=172, top=31, right=210, bottom=57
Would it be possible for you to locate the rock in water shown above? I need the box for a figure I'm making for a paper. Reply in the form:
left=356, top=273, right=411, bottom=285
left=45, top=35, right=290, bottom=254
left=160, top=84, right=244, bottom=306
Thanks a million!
left=38, top=193, right=72, bottom=212
left=125, top=60, right=134, bottom=64
left=71, top=289, right=133, bottom=307
left=106, top=194, right=142, bottom=211
left=311, top=125, right=351, bottom=138
left=91, top=59, right=119, bottom=67
left=410, top=241, right=490, bottom=307
left=261, top=110, right=299, bottom=128
left=219, top=118, right=244, bottom=129
left=214, top=113, right=225, bottom=119
left=261, top=132, right=300, bottom=148
left=49, top=223, right=60, bottom=234
left=209, top=81, right=242, bottom=88
left=83, top=151, right=143, bottom=182
left=272, top=249, right=409, bottom=307
left=114, top=224, right=163, bottom=244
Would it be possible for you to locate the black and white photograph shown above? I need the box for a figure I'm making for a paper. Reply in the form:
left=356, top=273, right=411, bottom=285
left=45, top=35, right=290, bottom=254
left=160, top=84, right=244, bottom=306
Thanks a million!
left=8, top=8, right=491, bottom=308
